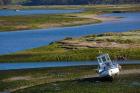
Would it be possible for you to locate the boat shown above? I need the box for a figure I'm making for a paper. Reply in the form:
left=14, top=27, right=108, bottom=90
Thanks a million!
left=97, top=53, right=121, bottom=78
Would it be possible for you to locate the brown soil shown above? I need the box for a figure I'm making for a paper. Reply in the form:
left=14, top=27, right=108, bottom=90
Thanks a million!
left=76, top=14, right=119, bottom=22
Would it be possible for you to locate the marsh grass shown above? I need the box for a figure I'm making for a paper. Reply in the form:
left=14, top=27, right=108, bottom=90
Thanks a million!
left=0, top=65, right=139, bottom=92
left=13, top=73, right=140, bottom=93
left=0, top=14, right=95, bottom=31
left=0, top=30, right=140, bottom=62
left=95, top=31, right=140, bottom=44
left=0, top=66, right=97, bottom=92
left=0, top=43, right=140, bottom=62
left=0, top=4, right=140, bottom=31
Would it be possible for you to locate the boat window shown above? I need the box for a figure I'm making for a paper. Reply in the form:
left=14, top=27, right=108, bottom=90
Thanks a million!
left=102, top=56, right=106, bottom=62
left=106, top=56, right=111, bottom=61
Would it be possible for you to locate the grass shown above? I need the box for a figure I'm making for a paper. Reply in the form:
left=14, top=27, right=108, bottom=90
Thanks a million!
left=0, top=30, right=140, bottom=62
left=0, top=65, right=139, bottom=92
left=13, top=74, right=140, bottom=93
left=0, top=4, right=140, bottom=31
left=0, top=45, right=140, bottom=62
left=0, top=14, right=100, bottom=32
left=0, top=66, right=97, bottom=92
left=84, top=4, right=140, bottom=14
left=94, top=31, right=140, bottom=44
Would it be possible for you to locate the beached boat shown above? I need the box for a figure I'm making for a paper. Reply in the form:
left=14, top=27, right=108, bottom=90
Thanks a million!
left=97, top=53, right=121, bottom=78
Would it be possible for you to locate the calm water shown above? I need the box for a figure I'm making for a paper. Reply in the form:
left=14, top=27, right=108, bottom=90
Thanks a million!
left=0, top=11, right=140, bottom=70
left=0, top=61, right=140, bottom=70
left=0, top=9, right=81, bottom=16
left=0, top=12, right=140, bottom=54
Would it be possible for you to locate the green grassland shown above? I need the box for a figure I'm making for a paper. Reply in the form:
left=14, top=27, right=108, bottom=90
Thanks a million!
left=0, top=30, right=140, bottom=62
left=0, top=4, right=140, bottom=31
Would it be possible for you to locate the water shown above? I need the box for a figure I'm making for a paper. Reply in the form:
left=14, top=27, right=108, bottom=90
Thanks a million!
left=0, top=60, right=139, bottom=70
left=0, top=9, right=81, bottom=16
left=0, top=12, right=140, bottom=55
left=0, top=11, right=140, bottom=70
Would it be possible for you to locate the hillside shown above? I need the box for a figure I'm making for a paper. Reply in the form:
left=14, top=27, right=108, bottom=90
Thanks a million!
left=0, top=0, right=140, bottom=5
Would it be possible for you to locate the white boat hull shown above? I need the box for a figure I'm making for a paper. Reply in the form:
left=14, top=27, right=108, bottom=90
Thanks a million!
left=99, top=68, right=119, bottom=77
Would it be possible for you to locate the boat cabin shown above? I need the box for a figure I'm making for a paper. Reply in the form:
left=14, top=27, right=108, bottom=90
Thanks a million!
left=97, top=53, right=112, bottom=64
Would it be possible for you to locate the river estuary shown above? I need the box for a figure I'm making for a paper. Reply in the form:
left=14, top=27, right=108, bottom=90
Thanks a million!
left=0, top=10, right=140, bottom=70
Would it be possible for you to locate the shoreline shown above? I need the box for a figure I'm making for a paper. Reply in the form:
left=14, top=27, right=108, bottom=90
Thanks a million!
left=0, top=13, right=118, bottom=33
left=0, top=14, right=102, bottom=32
left=0, top=30, right=140, bottom=62
left=0, top=4, right=140, bottom=32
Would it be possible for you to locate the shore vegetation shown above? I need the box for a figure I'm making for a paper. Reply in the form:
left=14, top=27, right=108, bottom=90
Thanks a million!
left=0, top=30, right=140, bottom=62
left=0, top=4, right=140, bottom=31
